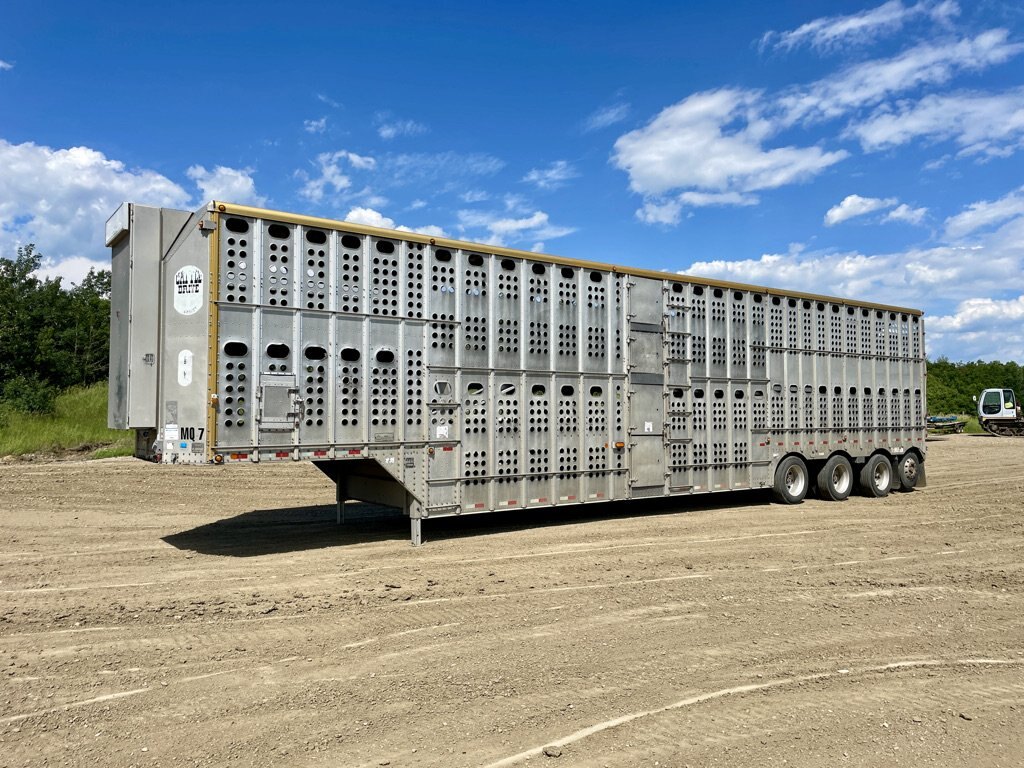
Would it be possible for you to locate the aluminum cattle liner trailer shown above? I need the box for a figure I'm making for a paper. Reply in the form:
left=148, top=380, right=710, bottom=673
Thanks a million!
left=107, top=201, right=927, bottom=545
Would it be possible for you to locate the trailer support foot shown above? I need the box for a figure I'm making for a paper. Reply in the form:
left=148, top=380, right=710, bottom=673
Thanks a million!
left=335, top=478, right=347, bottom=525
left=410, top=517, right=423, bottom=547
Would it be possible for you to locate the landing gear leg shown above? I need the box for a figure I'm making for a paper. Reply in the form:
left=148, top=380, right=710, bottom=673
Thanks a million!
left=335, top=477, right=347, bottom=525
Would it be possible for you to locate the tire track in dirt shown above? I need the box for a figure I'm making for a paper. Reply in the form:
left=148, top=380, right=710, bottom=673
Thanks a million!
left=480, top=659, right=1024, bottom=768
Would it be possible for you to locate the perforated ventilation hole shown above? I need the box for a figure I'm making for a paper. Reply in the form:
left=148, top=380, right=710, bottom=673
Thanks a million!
left=304, top=346, right=327, bottom=361
left=268, top=223, right=290, bottom=239
left=500, top=383, right=516, bottom=395
left=340, top=234, right=361, bottom=250
left=306, top=229, right=327, bottom=244
left=734, top=390, right=744, bottom=399
left=375, top=350, right=395, bottom=363
left=532, top=385, right=546, bottom=396
left=376, top=240, right=395, bottom=254
left=694, top=388, right=705, bottom=399
left=340, top=348, right=360, bottom=362
left=224, top=341, right=248, bottom=356
left=532, top=263, right=545, bottom=275
left=266, top=343, right=290, bottom=359
left=225, top=218, right=249, bottom=233
left=435, top=249, right=452, bottom=262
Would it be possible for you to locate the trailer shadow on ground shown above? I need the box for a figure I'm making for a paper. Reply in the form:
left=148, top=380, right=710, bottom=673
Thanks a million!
left=162, top=491, right=775, bottom=557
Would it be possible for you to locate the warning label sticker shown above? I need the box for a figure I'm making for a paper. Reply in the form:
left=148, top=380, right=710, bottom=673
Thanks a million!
left=173, top=266, right=204, bottom=316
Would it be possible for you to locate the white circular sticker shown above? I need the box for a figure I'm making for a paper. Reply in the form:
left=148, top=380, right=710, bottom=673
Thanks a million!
left=173, top=266, right=204, bottom=316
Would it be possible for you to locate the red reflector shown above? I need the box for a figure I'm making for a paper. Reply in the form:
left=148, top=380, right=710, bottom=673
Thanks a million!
left=567, top=495, right=576, bottom=501
left=275, top=451, right=289, bottom=458
left=348, top=449, right=361, bottom=455
left=313, top=450, right=327, bottom=457
left=538, top=497, right=547, bottom=503
left=442, top=446, right=454, bottom=452
left=508, top=500, right=517, bottom=505
left=230, top=452, right=248, bottom=460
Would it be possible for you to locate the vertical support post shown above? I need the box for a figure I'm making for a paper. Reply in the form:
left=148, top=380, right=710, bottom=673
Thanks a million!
left=335, top=475, right=347, bottom=525
left=408, top=492, right=423, bottom=546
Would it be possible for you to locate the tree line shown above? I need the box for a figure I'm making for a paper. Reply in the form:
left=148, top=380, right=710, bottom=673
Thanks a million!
left=0, top=243, right=1020, bottom=417
left=0, top=245, right=111, bottom=413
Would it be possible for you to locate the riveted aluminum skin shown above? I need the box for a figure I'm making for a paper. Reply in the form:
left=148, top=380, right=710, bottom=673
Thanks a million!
left=107, top=202, right=928, bottom=543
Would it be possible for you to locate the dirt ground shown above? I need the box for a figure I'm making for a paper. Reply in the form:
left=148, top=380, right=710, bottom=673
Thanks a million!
left=1, top=435, right=1023, bottom=768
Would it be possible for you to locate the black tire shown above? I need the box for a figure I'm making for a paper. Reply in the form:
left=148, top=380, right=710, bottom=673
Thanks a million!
left=772, top=456, right=809, bottom=504
left=816, top=454, right=853, bottom=501
left=858, top=454, right=891, bottom=498
left=894, top=452, right=920, bottom=491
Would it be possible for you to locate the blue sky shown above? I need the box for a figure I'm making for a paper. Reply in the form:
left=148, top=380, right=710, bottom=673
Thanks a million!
left=2, top=0, right=1023, bottom=361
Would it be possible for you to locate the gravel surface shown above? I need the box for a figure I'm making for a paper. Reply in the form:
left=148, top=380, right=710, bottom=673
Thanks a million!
left=2, top=434, right=1023, bottom=767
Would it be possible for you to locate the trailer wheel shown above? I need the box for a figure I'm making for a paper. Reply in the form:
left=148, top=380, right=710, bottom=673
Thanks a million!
left=895, top=452, right=919, bottom=491
left=816, top=455, right=853, bottom=501
left=773, top=456, right=809, bottom=504
left=858, top=454, right=891, bottom=498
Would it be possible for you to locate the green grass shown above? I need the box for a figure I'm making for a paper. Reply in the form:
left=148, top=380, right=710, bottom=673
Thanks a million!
left=0, top=383, right=133, bottom=458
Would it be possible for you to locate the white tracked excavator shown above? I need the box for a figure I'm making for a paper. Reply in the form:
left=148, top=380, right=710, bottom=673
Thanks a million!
left=975, top=389, right=1024, bottom=437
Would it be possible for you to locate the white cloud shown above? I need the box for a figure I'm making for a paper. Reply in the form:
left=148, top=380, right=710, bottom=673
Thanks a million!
left=928, top=295, right=1024, bottom=360
left=617, top=21, right=1023, bottom=226
left=522, top=160, right=579, bottom=190
left=460, top=190, right=490, bottom=203
left=376, top=117, right=428, bottom=140
left=778, top=30, right=1023, bottom=125
left=760, top=1, right=959, bottom=54
left=929, top=294, right=1024, bottom=332
left=824, top=194, right=898, bottom=225
left=884, top=203, right=928, bottom=224
left=409, top=199, right=428, bottom=210
left=298, top=150, right=375, bottom=203
left=849, top=87, right=1024, bottom=158
left=186, top=165, right=266, bottom=206
left=583, top=103, right=630, bottom=132
left=679, top=191, right=759, bottom=207
left=316, top=93, right=341, bottom=108
left=0, top=59, right=13, bottom=71
left=343, top=206, right=446, bottom=237
left=344, top=206, right=397, bottom=228
left=303, top=116, right=327, bottom=134
left=637, top=199, right=684, bottom=226
left=0, top=139, right=190, bottom=284
left=944, top=185, right=1024, bottom=239
left=637, top=191, right=758, bottom=226
left=613, top=88, right=848, bottom=200
left=457, top=209, right=575, bottom=247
